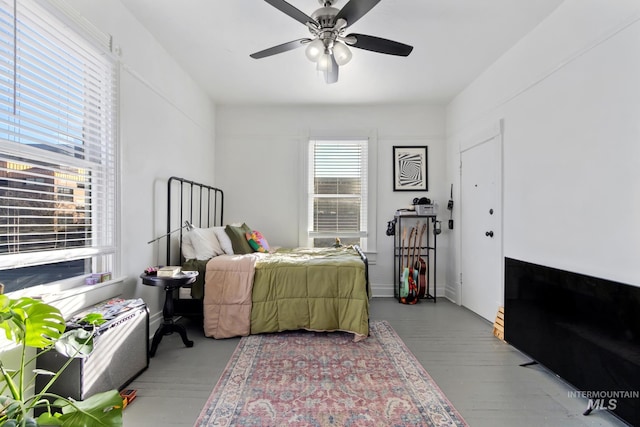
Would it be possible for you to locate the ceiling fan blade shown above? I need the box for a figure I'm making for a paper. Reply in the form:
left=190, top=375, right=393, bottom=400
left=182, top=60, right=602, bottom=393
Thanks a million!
left=346, top=33, right=413, bottom=56
left=264, top=0, right=318, bottom=26
left=335, top=0, right=382, bottom=27
left=250, top=38, right=311, bottom=59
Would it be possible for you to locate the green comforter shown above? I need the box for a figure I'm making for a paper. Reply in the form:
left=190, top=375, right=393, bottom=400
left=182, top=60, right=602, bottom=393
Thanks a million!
left=250, top=246, right=369, bottom=338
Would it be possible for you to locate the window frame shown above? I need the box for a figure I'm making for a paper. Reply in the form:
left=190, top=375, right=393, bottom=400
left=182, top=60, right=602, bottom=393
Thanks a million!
left=299, top=130, right=377, bottom=255
left=0, top=0, right=120, bottom=295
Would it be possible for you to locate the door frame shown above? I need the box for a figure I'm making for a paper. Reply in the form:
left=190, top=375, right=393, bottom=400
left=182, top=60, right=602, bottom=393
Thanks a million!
left=458, top=119, right=505, bottom=315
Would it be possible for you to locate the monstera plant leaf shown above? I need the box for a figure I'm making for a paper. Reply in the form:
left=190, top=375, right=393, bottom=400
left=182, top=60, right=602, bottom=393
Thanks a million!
left=44, top=389, right=123, bottom=427
left=0, top=296, right=121, bottom=427
left=0, top=395, right=23, bottom=422
left=54, top=328, right=95, bottom=358
left=0, top=295, right=66, bottom=348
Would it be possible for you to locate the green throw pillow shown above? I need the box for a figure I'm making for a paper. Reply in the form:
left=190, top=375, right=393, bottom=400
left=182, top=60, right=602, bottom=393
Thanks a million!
left=225, top=223, right=254, bottom=254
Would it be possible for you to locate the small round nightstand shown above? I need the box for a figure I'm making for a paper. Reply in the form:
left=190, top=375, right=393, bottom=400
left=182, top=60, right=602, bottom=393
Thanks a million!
left=140, top=271, right=198, bottom=357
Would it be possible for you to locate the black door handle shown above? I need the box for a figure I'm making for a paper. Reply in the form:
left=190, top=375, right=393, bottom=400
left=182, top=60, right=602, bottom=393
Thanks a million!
left=485, top=231, right=494, bottom=237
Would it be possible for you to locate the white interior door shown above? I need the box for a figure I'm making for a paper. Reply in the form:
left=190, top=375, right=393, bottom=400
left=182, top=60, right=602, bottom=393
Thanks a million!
left=460, top=133, right=502, bottom=322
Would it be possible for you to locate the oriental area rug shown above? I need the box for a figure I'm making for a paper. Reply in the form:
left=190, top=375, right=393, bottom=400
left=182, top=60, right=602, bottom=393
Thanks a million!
left=194, top=320, right=468, bottom=427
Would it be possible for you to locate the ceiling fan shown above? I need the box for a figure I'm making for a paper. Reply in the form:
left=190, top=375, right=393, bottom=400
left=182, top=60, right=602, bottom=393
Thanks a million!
left=250, top=0, right=413, bottom=84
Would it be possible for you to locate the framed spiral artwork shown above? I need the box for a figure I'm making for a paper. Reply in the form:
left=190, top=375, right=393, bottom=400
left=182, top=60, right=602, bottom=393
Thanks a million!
left=393, top=146, right=428, bottom=191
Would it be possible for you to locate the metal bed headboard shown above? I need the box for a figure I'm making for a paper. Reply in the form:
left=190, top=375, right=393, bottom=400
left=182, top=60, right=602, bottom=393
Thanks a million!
left=166, top=176, right=224, bottom=265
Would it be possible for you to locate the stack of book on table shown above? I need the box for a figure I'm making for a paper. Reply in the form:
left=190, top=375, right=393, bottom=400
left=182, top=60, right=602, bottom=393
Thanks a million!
left=157, top=266, right=182, bottom=277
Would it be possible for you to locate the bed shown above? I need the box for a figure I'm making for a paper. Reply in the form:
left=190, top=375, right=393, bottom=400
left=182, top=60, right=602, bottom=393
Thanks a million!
left=164, top=177, right=370, bottom=341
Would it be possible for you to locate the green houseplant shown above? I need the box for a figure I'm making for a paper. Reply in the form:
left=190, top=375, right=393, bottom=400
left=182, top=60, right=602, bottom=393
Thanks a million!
left=0, top=295, right=123, bottom=427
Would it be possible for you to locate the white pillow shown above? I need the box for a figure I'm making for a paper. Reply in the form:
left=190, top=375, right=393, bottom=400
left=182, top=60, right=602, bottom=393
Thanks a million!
left=203, top=227, right=226, bottom=257
left=213, top=226, right=234, bottom=255
left=181, top=234, right=197, bottom=260
left=183, top=227, right=225, bottom=260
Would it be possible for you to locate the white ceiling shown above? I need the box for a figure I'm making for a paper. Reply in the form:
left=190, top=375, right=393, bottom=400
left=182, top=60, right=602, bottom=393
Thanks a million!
left=119, top=0, right=564, bottom=106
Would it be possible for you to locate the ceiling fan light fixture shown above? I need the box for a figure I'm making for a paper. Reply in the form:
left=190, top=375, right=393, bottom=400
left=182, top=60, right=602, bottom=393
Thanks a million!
left=316, top=51, right=332, bottom=71
left=332, top=41, right=352, bottom=66
left=305, top=38, right=325, bottom=62
left=324, top=57, right=339, bottom=84
left=250, top=0, right=414, bottom=85
left=316, top=50, right=338, bottom=84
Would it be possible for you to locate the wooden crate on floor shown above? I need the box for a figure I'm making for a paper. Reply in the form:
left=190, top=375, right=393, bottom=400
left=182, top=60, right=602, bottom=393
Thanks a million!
left=493, top=306, right=505, bottom=341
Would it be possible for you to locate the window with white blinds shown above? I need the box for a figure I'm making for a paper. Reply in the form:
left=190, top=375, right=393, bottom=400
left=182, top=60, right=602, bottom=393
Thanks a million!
left=308, top=139, right=368, bottom=249
left=0, top=0, right=118, bottom=293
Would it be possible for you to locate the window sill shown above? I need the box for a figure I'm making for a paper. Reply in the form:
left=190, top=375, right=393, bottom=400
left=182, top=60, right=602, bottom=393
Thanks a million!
left=5, top=277, right=125, bottom=318
left=0, top=277, right=125, bottom=352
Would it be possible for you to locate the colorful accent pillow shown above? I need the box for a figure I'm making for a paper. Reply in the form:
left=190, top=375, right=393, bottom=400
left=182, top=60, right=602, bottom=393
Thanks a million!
left=245, top=230, right=270, bottom=253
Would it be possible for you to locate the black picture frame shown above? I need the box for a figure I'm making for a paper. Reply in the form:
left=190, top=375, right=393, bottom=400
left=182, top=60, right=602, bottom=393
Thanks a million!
left=393, top=146, right=428, bottom=191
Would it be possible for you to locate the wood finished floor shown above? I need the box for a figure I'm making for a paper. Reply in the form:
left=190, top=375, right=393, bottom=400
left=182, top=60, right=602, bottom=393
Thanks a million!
left=123, top=298, right=627, bottom=427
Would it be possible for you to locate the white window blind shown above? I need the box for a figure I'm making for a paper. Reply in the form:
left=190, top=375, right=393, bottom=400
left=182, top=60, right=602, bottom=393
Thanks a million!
left=0, top=0, right=118, bottom=291
left=308, top=139, right=368, bottom=249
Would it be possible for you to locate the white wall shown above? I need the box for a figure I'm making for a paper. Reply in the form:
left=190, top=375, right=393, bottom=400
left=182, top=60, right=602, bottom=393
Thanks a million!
left=66, top=1, right=217, bottom=322
left=446, top=0, right=640, bottom=301
left=215, top=104, right=449, bottom=296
